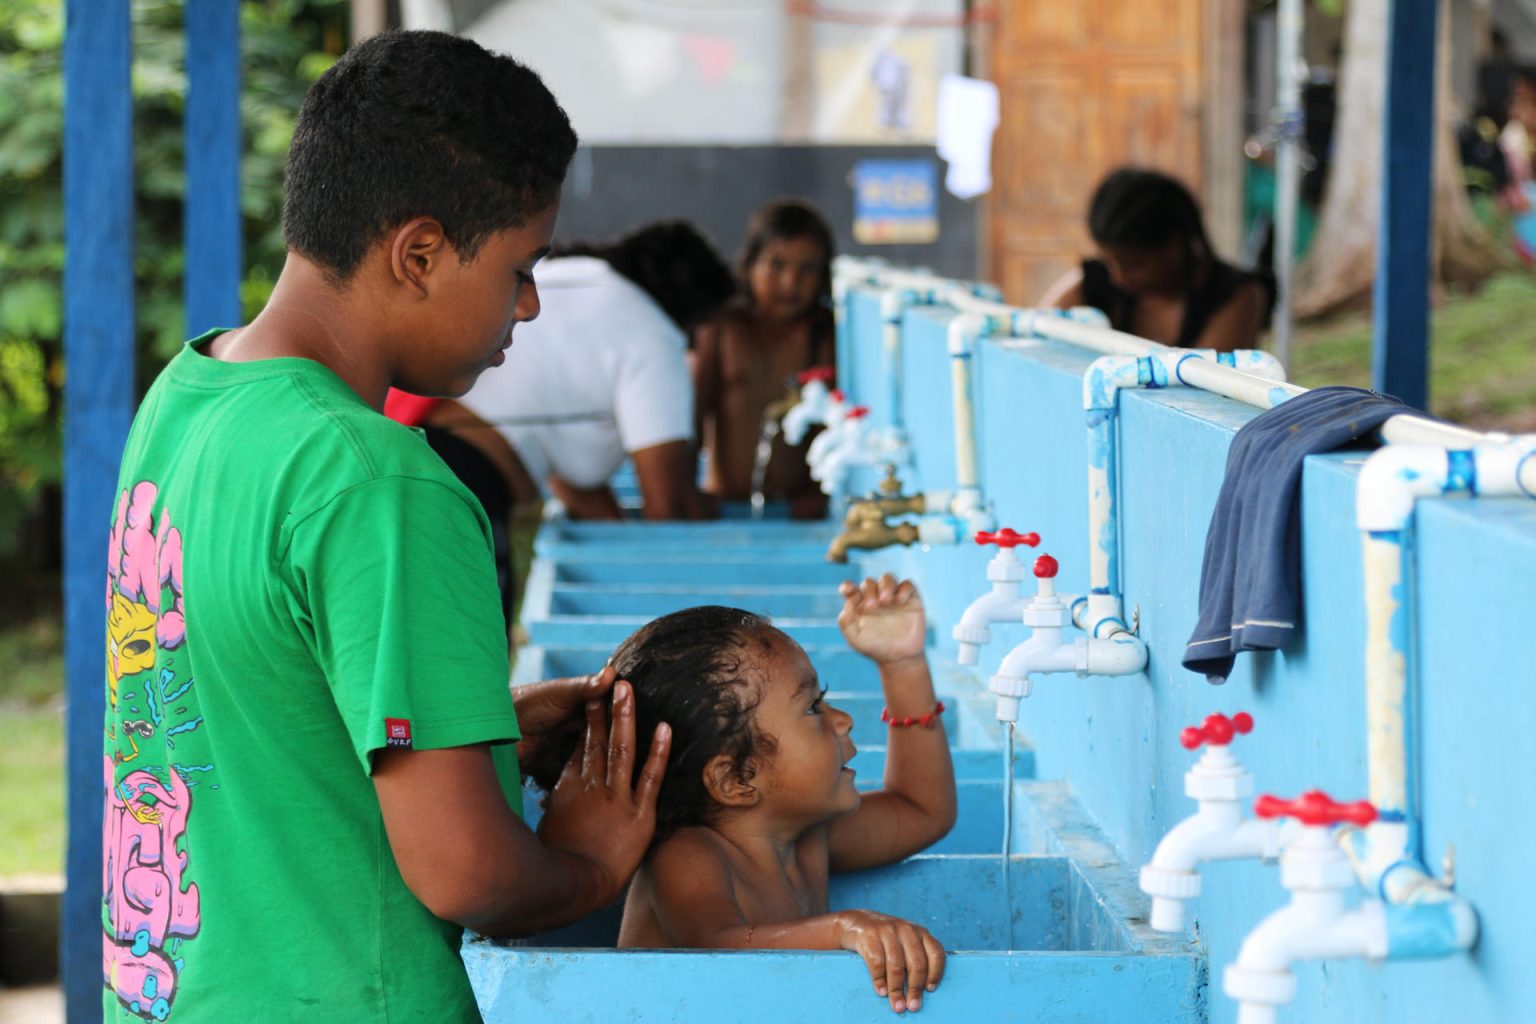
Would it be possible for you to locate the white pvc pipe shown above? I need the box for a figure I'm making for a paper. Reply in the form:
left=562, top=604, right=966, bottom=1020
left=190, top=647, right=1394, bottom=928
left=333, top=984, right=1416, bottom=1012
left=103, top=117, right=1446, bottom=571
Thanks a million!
left=880, top=288, right=915, bottom=432
left=1378, top=415, right=1491, bottom=448
left=947, top=312, right=1005, bottom=492
left=1272, top=0, right=1305, bottom=368
left=836, top=256, right=1493, bottom=451
left=1175, top=360, right=1305, bottom=409
left=1352, top=437, right=1536, bottom=908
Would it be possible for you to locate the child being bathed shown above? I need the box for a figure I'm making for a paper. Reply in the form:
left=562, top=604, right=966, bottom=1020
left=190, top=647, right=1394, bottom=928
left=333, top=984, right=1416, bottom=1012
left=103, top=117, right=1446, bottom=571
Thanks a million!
left=616, top=574, right=957, bottom=1014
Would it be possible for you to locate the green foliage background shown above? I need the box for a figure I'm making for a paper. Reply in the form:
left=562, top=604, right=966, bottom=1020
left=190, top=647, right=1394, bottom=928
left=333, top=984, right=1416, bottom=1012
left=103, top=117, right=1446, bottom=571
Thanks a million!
left=0, top=0, right=345, bottom=591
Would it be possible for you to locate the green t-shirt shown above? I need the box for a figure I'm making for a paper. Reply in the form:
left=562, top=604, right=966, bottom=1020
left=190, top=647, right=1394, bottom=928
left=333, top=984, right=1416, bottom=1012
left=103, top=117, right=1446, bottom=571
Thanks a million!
left=103, top=333, right=521, bottom=1023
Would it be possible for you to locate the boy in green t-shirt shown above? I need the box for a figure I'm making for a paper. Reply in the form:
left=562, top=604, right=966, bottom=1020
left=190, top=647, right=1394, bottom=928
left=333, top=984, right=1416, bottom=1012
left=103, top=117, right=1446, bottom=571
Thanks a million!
left=102, top=30, right=670, bottom=1023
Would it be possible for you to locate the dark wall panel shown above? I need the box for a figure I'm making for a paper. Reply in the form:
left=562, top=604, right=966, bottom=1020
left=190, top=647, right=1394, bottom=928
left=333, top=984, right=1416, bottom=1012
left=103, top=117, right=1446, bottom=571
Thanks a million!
left=555, top=145, right=979, bottom=280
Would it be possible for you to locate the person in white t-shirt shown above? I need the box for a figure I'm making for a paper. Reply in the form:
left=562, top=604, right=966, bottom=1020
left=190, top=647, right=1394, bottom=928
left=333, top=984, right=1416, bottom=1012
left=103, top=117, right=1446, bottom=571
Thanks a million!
left=455, top=220, right=735, bottom=520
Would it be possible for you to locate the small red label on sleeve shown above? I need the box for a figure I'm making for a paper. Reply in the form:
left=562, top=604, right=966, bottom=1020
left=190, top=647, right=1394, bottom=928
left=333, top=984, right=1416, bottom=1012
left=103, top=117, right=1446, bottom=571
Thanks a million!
left=385, top=718, right=413, bottom=749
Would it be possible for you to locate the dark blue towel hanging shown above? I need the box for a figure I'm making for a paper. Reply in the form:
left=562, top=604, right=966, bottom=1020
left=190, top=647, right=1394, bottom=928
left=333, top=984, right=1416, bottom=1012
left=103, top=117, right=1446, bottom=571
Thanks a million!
left=1182, top=386, right=1412, bottom=685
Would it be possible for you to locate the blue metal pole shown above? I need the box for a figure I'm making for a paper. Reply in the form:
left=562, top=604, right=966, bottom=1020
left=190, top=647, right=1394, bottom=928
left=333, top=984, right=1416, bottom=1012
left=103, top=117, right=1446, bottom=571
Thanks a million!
left=184, top=0, right=243, bottom=334
left=1372, top=0, right=1438, bottom=411
left=63, top=1, right=135, bottom=1020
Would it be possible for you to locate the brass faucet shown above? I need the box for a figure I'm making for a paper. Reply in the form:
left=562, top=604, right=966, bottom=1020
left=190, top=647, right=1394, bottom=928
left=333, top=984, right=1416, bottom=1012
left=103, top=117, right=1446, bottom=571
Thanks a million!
left=825, top=464, right=928, bottom=563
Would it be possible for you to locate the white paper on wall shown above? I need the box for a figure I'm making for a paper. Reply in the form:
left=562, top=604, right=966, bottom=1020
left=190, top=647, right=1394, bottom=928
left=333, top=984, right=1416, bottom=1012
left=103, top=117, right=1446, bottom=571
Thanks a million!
left=936, top=73, right=999, bottom=200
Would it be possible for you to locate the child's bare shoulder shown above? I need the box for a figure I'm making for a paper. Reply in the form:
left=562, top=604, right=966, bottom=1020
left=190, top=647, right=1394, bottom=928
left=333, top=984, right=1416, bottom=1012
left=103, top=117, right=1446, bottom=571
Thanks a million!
left=649, top=826, right=736, bottom=881
left=698, top=306, right=757, bottom=346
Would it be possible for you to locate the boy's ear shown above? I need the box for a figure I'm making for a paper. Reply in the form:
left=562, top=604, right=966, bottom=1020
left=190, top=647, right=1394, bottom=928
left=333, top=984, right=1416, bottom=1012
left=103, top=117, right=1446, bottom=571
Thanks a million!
left=388, top=216, right=451, bottom=298
left=702, top=754, right=758, bottom=808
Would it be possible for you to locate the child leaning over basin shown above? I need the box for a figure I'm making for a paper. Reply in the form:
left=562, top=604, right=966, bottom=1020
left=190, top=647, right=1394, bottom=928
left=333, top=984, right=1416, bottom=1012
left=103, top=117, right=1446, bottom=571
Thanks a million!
left=618, top=574, right=957, bottom=1014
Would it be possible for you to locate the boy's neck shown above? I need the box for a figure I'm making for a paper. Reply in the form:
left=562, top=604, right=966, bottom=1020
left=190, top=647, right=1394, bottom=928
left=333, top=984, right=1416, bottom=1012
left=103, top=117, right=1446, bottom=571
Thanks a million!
left=207, top=253, right=396, bottom=409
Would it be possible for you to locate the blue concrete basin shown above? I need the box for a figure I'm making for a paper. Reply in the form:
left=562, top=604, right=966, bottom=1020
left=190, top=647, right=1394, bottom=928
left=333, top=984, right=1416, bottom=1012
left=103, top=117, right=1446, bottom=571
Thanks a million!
left=830, top=691, right=956, bottom=744
left=497, top=516, right=1200, bottom=1024
left=468, top=784, right=1203, bottom=1023
left=526, top=615, right=850, bottom=649
left=487, top=855, right=1114, bottom=952
left=848, top=745, right=1016, bottom=782
left=545, top=584, right=848, bottom=619
left=514, top=644, right=887, bottom=692
left=537, top=519, right=839, bottom=551
left=551, top=559, right=854, bottom=587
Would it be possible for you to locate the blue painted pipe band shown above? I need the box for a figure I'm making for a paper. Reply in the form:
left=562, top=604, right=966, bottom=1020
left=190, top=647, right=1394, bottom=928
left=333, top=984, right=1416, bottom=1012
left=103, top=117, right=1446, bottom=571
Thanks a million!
left=1385, top=902, right=1474, bottom=960
left=1445, top=449, right=1476, bottom=495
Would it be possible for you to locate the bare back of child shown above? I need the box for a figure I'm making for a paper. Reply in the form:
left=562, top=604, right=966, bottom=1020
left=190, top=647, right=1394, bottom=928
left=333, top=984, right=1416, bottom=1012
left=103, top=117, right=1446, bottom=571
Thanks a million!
left=693, top=200, right=836, bottom=516
left=616, top=575, right=957, bottom=1014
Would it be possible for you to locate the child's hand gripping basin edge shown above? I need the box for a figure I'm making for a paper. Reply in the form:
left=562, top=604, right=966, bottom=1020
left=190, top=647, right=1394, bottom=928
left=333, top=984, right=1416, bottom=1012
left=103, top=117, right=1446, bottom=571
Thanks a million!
left=614, top=583, right=957, bottom=1014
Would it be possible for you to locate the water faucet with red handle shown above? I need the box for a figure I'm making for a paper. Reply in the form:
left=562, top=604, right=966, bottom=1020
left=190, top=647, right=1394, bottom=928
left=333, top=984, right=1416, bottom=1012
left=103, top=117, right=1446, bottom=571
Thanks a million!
left=1254, top=790, right=1378, bottom=828
left=974, top=528, right=1040, bottom=549
left=1180, top=712, right=1255, bottom=750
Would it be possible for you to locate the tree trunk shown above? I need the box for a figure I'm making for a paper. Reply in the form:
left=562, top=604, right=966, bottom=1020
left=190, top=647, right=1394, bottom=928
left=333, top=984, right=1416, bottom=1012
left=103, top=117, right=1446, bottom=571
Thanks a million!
left=1295, top=0, right=1509, bottom=318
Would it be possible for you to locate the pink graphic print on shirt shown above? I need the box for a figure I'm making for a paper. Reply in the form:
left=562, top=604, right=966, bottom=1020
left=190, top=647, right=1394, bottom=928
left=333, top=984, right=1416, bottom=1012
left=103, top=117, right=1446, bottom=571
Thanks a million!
left=103, top=757, right=201, bottom=1021
left=103, top=480, right=206, bottom=1021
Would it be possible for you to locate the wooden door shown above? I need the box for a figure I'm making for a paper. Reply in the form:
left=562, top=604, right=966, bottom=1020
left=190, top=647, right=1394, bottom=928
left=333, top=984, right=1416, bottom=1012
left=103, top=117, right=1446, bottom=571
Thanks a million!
left=987, top=0, right=1206, bottom=304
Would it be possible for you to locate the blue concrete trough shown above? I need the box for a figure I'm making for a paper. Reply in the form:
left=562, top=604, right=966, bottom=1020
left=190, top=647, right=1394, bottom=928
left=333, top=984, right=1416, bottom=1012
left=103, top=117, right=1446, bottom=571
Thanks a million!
left=549, top=559, right=854, bottom=587
left=545, top=584, right=848, bottom=619
left=468, top=783, right=1203, bottom=1023
left=514, top=644, right=891, bottom=693
left=526, top=614, right=850, bottom=649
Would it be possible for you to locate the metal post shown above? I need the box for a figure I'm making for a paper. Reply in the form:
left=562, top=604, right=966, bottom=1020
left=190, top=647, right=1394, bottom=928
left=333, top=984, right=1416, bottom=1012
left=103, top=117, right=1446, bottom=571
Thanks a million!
left=185, top=0, right=243, bottom=335
left=1271, top=0, right=1304, bottom=369
left=351, top=0, right=388, bottom=42
left=62, top=1, right=135, bottom=1019
left=1373, top=0, right=1438, bottom=411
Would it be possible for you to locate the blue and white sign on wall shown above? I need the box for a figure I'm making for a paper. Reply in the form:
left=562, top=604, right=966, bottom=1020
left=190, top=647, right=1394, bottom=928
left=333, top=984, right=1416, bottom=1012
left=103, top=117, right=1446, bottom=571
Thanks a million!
left=853, top=158, right=939, bottom=244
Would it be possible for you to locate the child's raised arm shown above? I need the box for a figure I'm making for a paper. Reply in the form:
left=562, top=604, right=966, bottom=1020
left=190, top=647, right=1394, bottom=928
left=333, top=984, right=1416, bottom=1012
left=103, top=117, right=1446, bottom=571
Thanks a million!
left=643, top=832, right=946, bottom=1014
left=829, top=575, right=957, bottom=872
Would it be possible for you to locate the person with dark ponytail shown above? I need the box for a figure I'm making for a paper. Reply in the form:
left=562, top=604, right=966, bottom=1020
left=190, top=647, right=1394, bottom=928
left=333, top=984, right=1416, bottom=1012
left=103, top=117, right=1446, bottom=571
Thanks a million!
left=1040, top=167, right=1274, bottom=351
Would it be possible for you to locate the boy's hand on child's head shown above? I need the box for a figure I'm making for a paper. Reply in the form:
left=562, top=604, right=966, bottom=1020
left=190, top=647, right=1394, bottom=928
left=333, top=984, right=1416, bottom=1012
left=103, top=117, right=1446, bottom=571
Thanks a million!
left=514, top=665, right=618, bottom=791
left=834, top=909, right=946, bottom=1014
left=838, top=575, right=926, bottom=666
left=537, top=680, right=671, bottom=904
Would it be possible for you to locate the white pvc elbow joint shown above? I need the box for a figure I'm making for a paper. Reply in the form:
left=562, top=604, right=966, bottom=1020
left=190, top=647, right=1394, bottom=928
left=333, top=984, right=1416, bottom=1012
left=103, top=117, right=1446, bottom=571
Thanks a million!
left=1356, top=445, right=1452, bottom=532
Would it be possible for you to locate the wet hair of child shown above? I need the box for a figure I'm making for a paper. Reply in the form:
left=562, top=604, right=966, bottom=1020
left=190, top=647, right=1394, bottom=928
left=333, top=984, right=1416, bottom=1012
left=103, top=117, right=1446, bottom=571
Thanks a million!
left=526, top=606, right=785, bottom=846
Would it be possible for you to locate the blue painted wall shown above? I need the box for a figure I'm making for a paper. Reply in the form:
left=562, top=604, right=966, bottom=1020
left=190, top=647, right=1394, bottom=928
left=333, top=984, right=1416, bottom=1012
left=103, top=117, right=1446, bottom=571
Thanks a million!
left=838, top=289, right=1536, bottom=1023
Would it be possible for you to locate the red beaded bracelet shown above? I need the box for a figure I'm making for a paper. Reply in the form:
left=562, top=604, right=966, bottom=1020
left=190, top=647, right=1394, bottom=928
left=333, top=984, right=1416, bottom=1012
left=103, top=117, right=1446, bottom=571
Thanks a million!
left=881, top=701, right=946, bottom=729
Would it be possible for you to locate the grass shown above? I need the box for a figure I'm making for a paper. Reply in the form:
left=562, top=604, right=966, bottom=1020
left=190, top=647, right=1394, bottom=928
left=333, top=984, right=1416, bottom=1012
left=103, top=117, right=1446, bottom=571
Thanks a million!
left=0, top=616, right=65, bottom=878
left=1291, top=270, right=1536, bottom=433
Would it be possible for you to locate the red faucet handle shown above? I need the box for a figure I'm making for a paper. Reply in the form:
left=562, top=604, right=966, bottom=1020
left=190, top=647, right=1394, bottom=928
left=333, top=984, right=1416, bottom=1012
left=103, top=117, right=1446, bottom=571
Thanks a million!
left=845, top=405, right=870, bottom=420
left=1254, top=790, right=1378, bottom=828
left=829, top=388, right=846, bottom=403
left=1179, top=711, right=1255, bottom=750
left=798, top=366, right=836, bottom=386
left=1033, top=554, right=1058, bottom=578
left=974, top=529, right=1040, bottom=549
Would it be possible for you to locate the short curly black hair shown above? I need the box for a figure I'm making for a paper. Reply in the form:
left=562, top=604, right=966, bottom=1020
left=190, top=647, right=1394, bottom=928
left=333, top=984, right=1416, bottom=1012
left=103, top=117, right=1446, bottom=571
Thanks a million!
left=283, top=30, right=577, bottom=281
left=612, top=606, right=780, bottom=845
